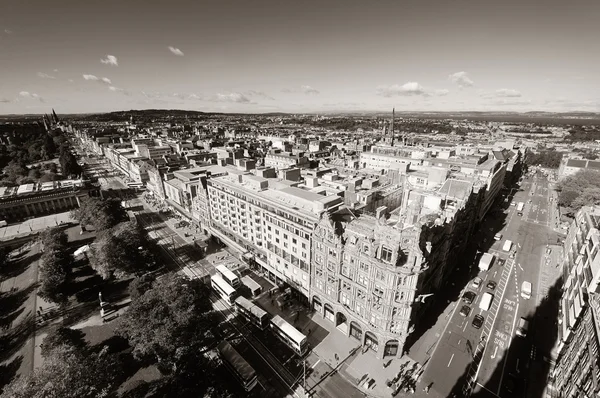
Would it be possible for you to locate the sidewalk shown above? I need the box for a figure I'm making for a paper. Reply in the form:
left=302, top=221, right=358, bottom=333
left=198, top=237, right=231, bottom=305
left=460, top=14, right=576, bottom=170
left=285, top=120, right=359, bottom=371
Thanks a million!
left=0, top=211, right=75, bottom=240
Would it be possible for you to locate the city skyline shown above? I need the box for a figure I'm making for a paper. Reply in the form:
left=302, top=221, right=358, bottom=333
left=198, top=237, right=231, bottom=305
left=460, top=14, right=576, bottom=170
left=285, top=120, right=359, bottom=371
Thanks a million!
left=1, top=0, right=599, bottom=114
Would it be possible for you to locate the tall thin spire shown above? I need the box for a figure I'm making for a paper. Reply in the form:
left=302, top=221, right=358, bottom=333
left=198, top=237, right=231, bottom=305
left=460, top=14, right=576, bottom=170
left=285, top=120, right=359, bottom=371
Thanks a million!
left=390, top=108, right=395, bottom=146
left=52, top=108, right=59, bottom=124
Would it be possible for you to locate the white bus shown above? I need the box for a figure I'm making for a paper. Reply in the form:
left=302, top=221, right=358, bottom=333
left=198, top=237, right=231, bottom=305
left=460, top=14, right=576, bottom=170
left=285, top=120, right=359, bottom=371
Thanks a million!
left=503, top=240, right=513, bottom=252
left=241, top=275, right=262, bottom=297
left=210, top=275, right=237, bottom=304
left=215, top=264, right=241, bottom=288
left=234, top=296, right=270, bottom=330
left=217, top=341, right=258, bottom=391
left=516, top=202, right=524, bottom=212
left=479, top=292, right=494, bottom=311
left=270, top=315, right=309, bottom=356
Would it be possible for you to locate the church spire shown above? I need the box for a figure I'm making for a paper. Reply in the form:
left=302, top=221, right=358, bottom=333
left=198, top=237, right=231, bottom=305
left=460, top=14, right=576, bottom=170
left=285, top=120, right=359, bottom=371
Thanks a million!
left=390, top=108, right=395, bottom=146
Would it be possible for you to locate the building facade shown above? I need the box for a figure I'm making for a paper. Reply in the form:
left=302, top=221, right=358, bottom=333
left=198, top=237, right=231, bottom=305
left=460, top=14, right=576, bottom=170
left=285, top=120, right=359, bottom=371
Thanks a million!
left=552, top=206, right=600, bottom=397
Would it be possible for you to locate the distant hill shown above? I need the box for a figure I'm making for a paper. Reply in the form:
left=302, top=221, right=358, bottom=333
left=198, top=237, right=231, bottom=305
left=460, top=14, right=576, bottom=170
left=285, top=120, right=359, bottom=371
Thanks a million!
left=3, top=109, right=599, bottom=126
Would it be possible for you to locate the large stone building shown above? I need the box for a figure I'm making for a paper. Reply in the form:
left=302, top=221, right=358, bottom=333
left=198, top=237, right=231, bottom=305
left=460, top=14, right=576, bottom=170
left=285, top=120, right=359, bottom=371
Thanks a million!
left=206, top=168, right=343, bottom=297
left=0, top=181, right=98, bottom=222
left=551, top=206, right=600, bottom=398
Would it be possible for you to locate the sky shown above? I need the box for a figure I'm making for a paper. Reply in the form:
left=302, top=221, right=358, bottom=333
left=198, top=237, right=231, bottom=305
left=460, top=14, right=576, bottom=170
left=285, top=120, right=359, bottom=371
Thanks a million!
left=1, top=0, right=599, bottom=114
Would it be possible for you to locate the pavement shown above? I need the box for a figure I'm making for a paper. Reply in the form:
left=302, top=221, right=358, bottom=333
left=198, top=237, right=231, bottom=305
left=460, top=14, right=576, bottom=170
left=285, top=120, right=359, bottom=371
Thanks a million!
left=0, top=211, right=75, bottom=240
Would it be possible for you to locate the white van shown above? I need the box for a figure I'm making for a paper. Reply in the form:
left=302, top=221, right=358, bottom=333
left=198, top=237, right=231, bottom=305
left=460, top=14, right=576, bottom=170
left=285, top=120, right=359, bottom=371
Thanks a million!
left=503, top=240, right=513, bottom=252
left=479, top=292, right=494, bottom=311
left=521, top=281, right=532, bottom=300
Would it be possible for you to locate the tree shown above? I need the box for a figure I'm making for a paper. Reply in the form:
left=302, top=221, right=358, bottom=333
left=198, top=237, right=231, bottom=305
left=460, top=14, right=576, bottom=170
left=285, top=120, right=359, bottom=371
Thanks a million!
left=572, top=187, right=600, bottom=210
left=128, top=274, right=156, bottom=300
left=38, top=228, right=71, bottom=303
left=0, top=344, right=123, bottom=398
left=89, top=221, right=155, bottom=279
left=71, top=198, right=126, bottom=231
left=38, top=253, right=69, bottom=304
left=40, top=327, right=87, bottom=358
left=43, top=133, right=57, bottom=158
left=28, top=167, right=42, bottom=180
left=117, top=274, right=216, bottom=371
left=59, top=150, right=82, bottom=177
left=524, top=149, right=563, bottom=169
left=557, top=169, right=600, bottom=213
left=3, top=161, right=28, bottom=182
left=39, top=227, right=68, bottom=252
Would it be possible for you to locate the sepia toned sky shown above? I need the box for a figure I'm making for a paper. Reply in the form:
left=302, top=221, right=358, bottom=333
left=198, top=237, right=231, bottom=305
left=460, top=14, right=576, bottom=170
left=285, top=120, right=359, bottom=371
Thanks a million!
left=1, top=0, right=599, bottom=114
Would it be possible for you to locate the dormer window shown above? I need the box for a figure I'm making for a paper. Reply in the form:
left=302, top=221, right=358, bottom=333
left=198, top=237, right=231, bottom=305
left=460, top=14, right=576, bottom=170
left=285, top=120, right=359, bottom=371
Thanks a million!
left=380, top=246, right=393, bottom=263
left=363, top=244, right=370, bottom=254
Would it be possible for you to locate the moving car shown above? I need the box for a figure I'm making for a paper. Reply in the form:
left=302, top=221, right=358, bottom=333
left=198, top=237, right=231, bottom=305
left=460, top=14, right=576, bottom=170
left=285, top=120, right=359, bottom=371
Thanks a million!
left=486, top=281, right=497, bottom=290
left=471, top=277, right=483, bottom=289
left=472, top=315, right=484, bottom=329
left=494, top=233, right=503, bottom=241
left=462, top=291, right=476, bottom=305
left=459, top=305, right=472, bottom=317
left=497, top=258, right=506, bottom=267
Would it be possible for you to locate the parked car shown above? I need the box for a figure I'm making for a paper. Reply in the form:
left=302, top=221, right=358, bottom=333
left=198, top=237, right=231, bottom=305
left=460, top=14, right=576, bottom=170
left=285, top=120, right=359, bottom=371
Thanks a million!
left=497, top=258, right=506, bottom=267
left=494, top=233, right=503, bottom=241
left=486, top=281, right=497, bottom=290
left=459, top=305, right=472, bottom=317
left=462, top=291, right=477, bottom=305
left=472, top=315, right=485, bottom=329
left=471, top=277, right=482, bottom=289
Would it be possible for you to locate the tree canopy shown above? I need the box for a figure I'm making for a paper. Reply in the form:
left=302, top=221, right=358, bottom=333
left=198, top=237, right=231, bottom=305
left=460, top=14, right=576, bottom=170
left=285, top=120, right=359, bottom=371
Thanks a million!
left=557, top=169, right=600, bottom=216
left=89, top=221, right=156, bottom=279
left=38, top=228, right=71, bottom=304
left=117, top=274, right=216, bottom=371
left=524, top=149, right=563, bottom=169
left=58, top=146, right=82, bottom=178
left=71, top=197, right=126, bottom=231
left=0, top=343, right=123, bottom=398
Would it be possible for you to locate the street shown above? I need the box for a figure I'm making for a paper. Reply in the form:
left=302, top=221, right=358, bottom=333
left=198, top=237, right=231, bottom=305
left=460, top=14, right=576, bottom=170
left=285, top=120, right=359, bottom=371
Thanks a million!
left=421, top=173, right=561, bottom=398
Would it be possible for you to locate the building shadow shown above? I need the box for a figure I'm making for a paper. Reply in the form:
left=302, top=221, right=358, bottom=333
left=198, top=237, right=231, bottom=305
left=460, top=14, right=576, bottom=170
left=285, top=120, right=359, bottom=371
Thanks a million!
left=443, top=276, right=563, bottom=398
left=0, top=355, right=23, bottom=392
left=1, top=251, right=40, bottom=281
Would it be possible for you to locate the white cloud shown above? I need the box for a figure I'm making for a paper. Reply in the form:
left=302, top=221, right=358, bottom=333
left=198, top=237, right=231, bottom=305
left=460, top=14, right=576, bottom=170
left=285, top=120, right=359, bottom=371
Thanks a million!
left=282, top=86, right=320, bottom=95
left=376, top=82, right=427, bottom=97
left=101, top=55, right=118, bottom=66
left=448, top=71, right=474, bottom=88
left=53, top=69, right=59, bottom=72
left=0, top=98, right=11, bottom=103
left=108, top=86, right=120, bottom=92
left=494, top=88, right=522, bottom=98
left=168, top=46, right=184, bottom=56
left=68, top=79, right=74, bottom=83
left=434, top=89, right=450, bottom=96
left=301, top=85, right=320, bottom=95
left=83, top=74, right=112, bottom=85
left=216, top=93, right=250, bottom=103
left=4, top=29, right=12, bottom=34
left=246, top=90, right=274, bottom=100
left=18, top=91, right=44, bottom=102
left=37, top=72, right=56, bottom=79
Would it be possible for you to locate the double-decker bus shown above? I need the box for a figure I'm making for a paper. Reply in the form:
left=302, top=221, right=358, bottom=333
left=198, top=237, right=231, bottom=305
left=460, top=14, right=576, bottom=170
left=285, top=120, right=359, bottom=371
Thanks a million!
left=215, top=264, right=241, bottom=288
left=210, top=274, right=237, bottom=304
left=217, top=341, right=258, bottom=391
left=269, top=315, right=309, bottom=356
left=234, top=296, right=269, bottom=330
